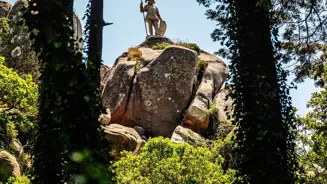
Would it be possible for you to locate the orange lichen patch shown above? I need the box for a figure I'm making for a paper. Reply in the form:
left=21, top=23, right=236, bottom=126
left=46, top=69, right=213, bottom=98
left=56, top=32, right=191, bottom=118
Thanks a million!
left=127, top=48, right=142, bottom=71
left=127, top=47, right=142, bottom=61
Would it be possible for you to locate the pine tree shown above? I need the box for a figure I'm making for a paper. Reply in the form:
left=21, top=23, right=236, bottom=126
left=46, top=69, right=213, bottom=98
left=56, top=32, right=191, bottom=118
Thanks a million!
left=24, top=0, right=113, bottom=183
left=197, top=0, right=298, bottom=183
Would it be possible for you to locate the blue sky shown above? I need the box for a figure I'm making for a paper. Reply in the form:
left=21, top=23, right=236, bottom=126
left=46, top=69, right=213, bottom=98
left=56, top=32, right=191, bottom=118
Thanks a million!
left=7, top=0, right=320, bottom=116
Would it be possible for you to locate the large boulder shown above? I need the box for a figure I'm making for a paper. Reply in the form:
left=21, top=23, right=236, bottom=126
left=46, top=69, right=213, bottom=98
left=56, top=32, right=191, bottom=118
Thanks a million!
left=0, top=150, right=21, bottom=182
left=0, top=1, right=11, bottom=17
left=103, top=124, right=144, bottom=160
left=102, top=61, right=136, bottom=124
left=125, top=46, right=198, bottom=137
left=100, top=65, right=112, bottom=93
left=211, top=88, right=235, bottom=138
left=103, top=41, right=198, bottom=137
left=101, top=37, right=230, bottom=138
left=73, top=12, right=83, bottom=40
left=171, top=126, right=205, bottom=146
left=214, top=88, right=234, bottom=123
left=9, top=139, right=23, bottom=159
left=183, top=51, right=228, bottom=132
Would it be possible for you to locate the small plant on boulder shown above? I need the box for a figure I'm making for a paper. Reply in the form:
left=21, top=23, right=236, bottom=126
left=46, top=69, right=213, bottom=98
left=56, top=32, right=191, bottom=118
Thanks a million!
left=152, top=41, right=201, bottom=54
left=152, top=42, right=172, bottom=50
left=196, top=59, right=208, bottom=87
left=176, top=41, right=201, bottom=54
left=127, top=48, right=142, bottom=72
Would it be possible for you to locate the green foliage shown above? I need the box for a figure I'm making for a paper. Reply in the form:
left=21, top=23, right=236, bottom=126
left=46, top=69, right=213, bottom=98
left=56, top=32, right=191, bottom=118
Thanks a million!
left=152, top=42, right=172, bottom=50
left=196, top=59, right=208, bottom=72
left=0, top=17, right=10, bottom=41
left=127, top=48, right=142, bottom=72
left=5, top=176, right=31, bottom=184
left=198, top=0, right=298, bottom=183
left=0, top=59, right=38, bottom=114
left=297, top=67, right=327, bottom=183
left=0, top=58, right=38, bottom=148
left=152, top=42, right=201, bottom=54
left=114, top=137, right=236, bottom=184
left=208, top=104, right=219, bottom=119
left=278, top=0, right=327, bottom=86
left=210, top=137, right=237, bottom=171
left=196, top=59, right=208, bottom=86
left=176, top=41, right=201, bottom=54
left=24, top=0, right=114, bottom=182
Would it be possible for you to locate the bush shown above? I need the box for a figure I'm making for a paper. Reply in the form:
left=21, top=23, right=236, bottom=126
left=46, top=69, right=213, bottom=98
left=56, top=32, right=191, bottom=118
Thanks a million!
left=0, top=57, right=38, bottom=148
left=114, top=137, right=236, bottom=184
left=0, top=18, right=10, bottom=41
left=176, top=42, right=201, bottom=54
left=152, top=42, right=201, bottom=54
left=152, top=42, right=172, bottom=50
left=5, top=176, right=31, bottom=184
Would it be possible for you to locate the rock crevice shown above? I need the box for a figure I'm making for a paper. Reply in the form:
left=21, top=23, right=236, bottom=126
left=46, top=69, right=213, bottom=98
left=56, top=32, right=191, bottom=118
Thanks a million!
left=101, top=37, right=230, bottom=138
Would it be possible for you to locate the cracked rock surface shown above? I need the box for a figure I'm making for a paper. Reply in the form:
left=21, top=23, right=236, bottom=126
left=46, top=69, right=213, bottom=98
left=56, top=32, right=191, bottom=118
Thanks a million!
left=101, top=37, right=230, bottom=137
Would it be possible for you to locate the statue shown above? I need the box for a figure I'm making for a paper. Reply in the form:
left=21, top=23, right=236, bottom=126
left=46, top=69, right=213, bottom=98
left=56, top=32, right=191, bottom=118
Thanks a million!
left=140, top=0, right=166, bottom=37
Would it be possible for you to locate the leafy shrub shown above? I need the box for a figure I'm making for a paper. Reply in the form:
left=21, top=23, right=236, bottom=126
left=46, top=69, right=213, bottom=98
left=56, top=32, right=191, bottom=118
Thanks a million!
left=0, top=57, right=38, bottom=148
left=152, top=42, right=172, bottom=50
left=114, top=137, right=236, bottom=184
left=0, top=18, right=10, bottom=41
left=5, top=176, right=31, bottom=184
left=196, top=59, right=208, bottom=87
left=208, top=104, right=219, bottom=121
left=176, top=42, right=201, bottom=54
left=152, top=41, right=201, bottom=54
left=196, top=59, right=208, bottom=72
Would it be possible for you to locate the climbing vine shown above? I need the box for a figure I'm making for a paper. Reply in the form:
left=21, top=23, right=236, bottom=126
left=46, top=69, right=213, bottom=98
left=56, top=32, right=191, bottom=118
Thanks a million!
left=197, top=0, right=298, bottom=183
left=24, top=0, right=112, bottom=183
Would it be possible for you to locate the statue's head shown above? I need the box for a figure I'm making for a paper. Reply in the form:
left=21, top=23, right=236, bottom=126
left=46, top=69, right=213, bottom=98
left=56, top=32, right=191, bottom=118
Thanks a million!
left=146, top=0, right=155, bottom=4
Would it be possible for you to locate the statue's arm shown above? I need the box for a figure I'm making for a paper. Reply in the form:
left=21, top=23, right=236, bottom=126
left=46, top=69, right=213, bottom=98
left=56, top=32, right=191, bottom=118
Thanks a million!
left=140, top=4, right=146, bottom=13
left=156, top=9, right=163, bottom=21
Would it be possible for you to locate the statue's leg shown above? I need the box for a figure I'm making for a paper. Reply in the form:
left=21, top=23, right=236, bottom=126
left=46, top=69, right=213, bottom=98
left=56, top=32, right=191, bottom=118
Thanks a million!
left=154, top=21, right=159, bottom=36
left=148, top=21, right=153, bottom=35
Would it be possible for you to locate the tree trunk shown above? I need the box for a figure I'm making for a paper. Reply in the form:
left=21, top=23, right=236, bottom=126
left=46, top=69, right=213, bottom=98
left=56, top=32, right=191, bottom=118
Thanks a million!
left=234, top=0, right=292, bottom=183
left=88, top=0, right=104, bottom=86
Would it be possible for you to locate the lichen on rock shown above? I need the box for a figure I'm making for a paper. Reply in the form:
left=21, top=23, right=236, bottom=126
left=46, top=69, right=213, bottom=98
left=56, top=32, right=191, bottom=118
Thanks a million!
left=101, top=36, right=233, bottom=146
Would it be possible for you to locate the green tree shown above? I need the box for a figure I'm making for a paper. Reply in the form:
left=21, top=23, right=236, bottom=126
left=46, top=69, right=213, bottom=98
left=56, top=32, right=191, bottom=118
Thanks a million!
left=197, top=0, right=298, bottom=183
left=24, top=0, right=113, bottom=183
left=114, top=137, right=236, bottom=184
left=279, top=0, right=327, bottom=86
left=0, top=57, right=38, bottom=149
left=297, top=65, right=327, bottom=183
left=5, top=176, right=31, bottom=184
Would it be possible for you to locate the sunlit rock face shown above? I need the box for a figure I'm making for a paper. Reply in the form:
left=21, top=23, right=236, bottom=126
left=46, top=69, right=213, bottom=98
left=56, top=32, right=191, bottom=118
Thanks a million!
left=0, top=1, right=11, bottom=17
left=101, top=36, right=230, bottom=138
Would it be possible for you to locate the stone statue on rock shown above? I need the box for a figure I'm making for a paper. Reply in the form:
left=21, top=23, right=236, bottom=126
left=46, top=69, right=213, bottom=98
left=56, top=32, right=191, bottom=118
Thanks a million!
left=140, top=0, right=166, bottom=37
left=101, top=37, right=231, bottom=138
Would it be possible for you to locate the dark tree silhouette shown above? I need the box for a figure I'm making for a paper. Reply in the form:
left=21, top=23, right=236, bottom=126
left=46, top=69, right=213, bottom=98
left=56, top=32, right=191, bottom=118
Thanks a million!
left=197, top=0, right=298, bottom=183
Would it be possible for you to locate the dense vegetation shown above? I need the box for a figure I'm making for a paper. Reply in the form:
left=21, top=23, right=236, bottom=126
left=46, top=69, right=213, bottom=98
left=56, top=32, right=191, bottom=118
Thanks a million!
left=297, top=65, right=327, bottom=183
left=0, top=0, right=327, bottom=183
left=0, top=57, right=38, bottom=149
left=114, top=137, right=236, bottom=184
